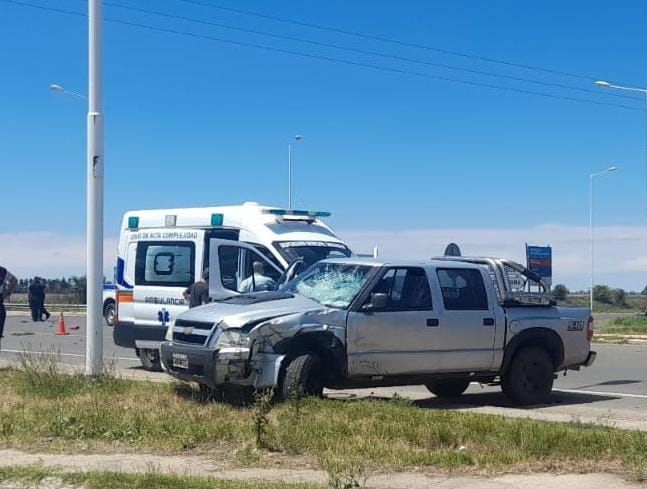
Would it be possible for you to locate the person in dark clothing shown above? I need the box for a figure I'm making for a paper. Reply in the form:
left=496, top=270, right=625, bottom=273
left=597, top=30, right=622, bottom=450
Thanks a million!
left=0, top=266, right=18, bottom=342
left=183, top=269, right=210, bottom=308
left=28, top=277, right=50, bottom=321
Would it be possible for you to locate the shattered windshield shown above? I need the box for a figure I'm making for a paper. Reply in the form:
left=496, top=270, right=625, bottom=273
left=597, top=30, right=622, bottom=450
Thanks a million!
left=283, top=263, right=373, bottom=309
left=274, top=241, right=352, bottom=268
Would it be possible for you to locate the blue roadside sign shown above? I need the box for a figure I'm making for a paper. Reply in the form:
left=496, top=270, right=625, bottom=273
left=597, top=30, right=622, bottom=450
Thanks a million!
left=526, top=245, right=552, bottom=286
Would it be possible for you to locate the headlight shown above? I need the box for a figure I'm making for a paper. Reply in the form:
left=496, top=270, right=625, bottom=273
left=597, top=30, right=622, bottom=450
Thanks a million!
left=214, top=329, right=250, bottom=349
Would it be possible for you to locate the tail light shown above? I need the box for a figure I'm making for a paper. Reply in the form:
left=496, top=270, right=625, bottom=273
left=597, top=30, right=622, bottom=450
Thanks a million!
left=587, top=316, right=594, bottom=342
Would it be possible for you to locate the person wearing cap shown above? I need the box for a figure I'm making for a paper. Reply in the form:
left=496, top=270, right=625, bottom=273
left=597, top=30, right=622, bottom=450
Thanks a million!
left=183, top=269, right=211, bottom=308
left=0, top=266, right=18, bottom=342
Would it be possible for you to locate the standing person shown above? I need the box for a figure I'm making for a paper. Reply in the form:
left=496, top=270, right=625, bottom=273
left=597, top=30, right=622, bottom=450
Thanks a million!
left=0, top=266, right=18, bottom=343
left=28, top=277, right=49, bottom=321
left=183, top=269, right=210, bottom=308
left=239, top=261, right=277, bottom=293
left=39, top=278, right=50, bottom=321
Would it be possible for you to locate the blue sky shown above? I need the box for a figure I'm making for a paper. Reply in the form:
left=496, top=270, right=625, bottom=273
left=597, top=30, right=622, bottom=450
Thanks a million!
left=1, top=0, right=646, bottom=289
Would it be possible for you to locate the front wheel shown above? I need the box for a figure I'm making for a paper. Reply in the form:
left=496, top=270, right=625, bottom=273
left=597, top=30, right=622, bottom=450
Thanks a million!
left=502, top=346, right=554, bottom=406
left=103, top=301, right=116, bottom=326
left=138, top=348, right=163, bottom=372
left=425, top=379, right=471, bottom=398
left=279, top=353, right=324, bottom=401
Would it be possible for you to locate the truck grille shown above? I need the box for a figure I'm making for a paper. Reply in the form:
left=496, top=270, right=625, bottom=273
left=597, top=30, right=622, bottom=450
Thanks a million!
left=172, top=319, right=215, bottom=346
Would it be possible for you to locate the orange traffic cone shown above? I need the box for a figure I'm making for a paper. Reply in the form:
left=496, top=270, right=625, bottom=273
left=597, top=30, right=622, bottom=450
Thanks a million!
left=55, top=312, right=69, bottom=336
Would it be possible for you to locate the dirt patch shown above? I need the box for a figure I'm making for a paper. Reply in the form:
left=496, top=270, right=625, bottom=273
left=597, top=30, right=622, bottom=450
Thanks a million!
left=0, top=450, right=644, bottom=489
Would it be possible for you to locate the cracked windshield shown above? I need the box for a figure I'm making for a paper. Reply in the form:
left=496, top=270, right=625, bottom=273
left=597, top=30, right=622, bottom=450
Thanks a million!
left=284, top=263, right=372, bottom=309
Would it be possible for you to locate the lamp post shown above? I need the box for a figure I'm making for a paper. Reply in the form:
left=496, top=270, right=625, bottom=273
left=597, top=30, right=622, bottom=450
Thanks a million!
left=589, top=166, right=617, bottom=311
left=595, top=80, right=647, bottom=215
left=86, top=0, right=104, bottom=377
left=287, top=134, right=302, bottom=209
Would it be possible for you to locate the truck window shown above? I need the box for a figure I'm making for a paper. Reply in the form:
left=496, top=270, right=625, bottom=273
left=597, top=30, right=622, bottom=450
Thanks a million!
left=436, top=268, right=489, bottom=311
left=248, top=243, right=282, bottom=269
left=365, top=267, right=433, bottom=311
left=135, top=241, right=195, bottom=287
left=219, top=245, right=282, bottom=293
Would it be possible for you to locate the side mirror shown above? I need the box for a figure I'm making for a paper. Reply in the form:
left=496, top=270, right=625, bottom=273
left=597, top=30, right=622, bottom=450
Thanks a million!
left=365, top=293, right=388, bottom=311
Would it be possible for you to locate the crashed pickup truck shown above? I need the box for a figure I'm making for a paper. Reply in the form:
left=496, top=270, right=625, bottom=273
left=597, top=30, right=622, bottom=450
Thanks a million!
left=161, top=257, right=596, bottom=405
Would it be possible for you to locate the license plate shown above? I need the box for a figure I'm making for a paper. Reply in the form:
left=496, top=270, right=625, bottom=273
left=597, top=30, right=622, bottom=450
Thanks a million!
left=172, top=353, right=189, bottom=369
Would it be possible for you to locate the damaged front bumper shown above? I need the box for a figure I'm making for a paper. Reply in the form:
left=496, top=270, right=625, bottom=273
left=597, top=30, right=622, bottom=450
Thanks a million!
left=160, top=341, right=285, bottom=390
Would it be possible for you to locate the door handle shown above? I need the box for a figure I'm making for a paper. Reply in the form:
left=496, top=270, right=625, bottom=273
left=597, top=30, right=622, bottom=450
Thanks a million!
left=483, top=318, right=495, bottom=326
left=427, top=318, right=439, bottom=327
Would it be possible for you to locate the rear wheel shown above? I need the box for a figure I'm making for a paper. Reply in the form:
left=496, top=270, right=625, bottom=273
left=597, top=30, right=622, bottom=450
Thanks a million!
left=279, top=353, right=324, bottom=401
left=138, top=348, right=163, bottom=372
left=502, top=346, right=554, bottom=405
left=103, top=301, right=116, bottom=326
left=425, top=379, right=470, bottom=398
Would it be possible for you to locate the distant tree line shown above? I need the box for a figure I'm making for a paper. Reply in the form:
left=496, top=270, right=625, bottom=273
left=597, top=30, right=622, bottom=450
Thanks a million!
left=15, top=276, right=111, bottom=305
left=552, top=283, right=641, bottom=306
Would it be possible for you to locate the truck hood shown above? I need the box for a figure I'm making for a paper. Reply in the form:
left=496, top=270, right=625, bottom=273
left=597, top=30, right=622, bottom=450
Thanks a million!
left=175, top=291, right=325, bottom=329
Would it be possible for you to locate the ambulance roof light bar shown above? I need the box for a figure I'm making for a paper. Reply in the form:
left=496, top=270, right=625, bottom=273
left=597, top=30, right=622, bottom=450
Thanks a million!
left=263, top=209, right=331, bottom=218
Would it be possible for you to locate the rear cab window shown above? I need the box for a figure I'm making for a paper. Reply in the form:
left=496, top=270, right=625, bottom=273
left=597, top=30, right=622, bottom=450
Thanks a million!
left=436, top=268, right=489, bottom=310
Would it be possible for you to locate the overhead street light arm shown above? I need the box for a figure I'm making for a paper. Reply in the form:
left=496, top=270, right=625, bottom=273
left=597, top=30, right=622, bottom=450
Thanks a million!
left=595, top=80, right=647, bottom=94
left=49, top=83, right=87, bottom=100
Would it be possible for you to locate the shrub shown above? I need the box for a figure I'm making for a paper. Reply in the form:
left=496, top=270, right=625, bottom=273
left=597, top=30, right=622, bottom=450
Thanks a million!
left=593, top=285, right=613, bottom=304
left=552, top=284, right=569, bottom=301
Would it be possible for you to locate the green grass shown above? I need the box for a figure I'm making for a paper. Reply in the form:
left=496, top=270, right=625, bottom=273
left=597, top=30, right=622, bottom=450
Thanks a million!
left=598, top=316, right=647, bottom=335
left=0, top=467, right=320, bottom=489
left=3, top=363, right=647, bottom=477
left=559, top=294, right=646, bottom=312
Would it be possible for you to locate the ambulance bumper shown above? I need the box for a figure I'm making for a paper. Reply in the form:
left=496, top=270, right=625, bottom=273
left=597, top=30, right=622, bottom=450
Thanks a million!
left=113, top=321, right=167, bottom=349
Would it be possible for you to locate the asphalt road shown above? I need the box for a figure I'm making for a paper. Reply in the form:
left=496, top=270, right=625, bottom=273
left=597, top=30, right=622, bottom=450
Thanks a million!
left=2, top=313, right=647, bottom=430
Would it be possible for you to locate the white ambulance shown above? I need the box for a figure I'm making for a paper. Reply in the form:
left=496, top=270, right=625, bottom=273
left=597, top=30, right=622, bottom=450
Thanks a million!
left=113, top=202, right=352, bottom=370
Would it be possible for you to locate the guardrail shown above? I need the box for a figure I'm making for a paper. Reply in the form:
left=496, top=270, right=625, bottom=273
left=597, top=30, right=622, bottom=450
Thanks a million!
left=5, top=303, right=87, bottom=312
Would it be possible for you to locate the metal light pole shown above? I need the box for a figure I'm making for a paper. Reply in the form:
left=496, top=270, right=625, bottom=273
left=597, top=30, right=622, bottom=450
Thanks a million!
left=86, top=0, right=104, bottom=377
left=589, top=166, right=617, bottom=311
left=287, top=134, right=302, bottom=209
left=596, top=80, right=647, bottom=216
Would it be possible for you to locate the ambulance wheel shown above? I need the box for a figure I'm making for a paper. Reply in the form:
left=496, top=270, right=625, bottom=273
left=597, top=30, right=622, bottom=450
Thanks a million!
left=103, top=301, right=116, bottom=326
left=138, top=348, right=163, bottom=372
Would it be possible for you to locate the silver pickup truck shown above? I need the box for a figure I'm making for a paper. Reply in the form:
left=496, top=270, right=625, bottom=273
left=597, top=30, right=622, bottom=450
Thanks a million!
left=161, top=257, right=596, bottom=405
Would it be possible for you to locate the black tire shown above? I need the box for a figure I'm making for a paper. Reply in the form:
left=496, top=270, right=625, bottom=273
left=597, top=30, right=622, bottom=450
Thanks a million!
left=502, top=346, right=554, bottom=406
left=103, top=301, right=116, bottom=326
left=279, top=353, right=324, bottom=401
left=138, top=348, right=163, bottom=372
left=425, top=379, right=471, bottom=398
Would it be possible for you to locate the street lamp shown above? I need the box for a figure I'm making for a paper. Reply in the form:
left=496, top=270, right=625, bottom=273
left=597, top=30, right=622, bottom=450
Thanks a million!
left=589, top=165, right=617, bottom=311
left=49, top=84, right=87, bottom=100
left=288, top=134, right=302, bottom=209
left=86, top=0, right=105, bottom=377
left=595, top=80, right=647, bottom=215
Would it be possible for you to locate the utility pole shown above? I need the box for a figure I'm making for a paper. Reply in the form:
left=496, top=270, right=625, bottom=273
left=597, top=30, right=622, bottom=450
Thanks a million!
left=86, top=0, right=104, bottom=376
left=287, top=134, right=302, bottom=209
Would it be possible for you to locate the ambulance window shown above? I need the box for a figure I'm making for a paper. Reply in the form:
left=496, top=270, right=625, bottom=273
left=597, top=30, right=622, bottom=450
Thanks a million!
left=135, top=241, right=195, bottom=287
left=249, top=244, right=282, bottom=269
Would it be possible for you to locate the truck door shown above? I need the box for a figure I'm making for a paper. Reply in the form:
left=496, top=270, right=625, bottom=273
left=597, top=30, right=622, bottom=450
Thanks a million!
left=208, top=239, right=283, bottom=299
left=432, top=267, right=500, bottom=371
left=346, top=267, right=440, bottom=377
left=132, top=232, right=204, bottom=331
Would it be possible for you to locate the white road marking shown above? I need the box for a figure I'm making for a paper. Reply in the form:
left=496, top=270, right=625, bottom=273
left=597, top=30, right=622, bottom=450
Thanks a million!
left=0, top=349, right=138, bottom=362
left=553, top=387, right=647, bottom=400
